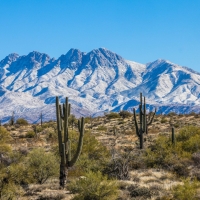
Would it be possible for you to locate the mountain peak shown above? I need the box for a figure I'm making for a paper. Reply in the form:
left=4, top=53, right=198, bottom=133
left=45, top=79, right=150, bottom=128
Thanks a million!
left=27, top=51, right=50, bottom=59
left=0, top=53, right=19, bottom=67
left=0, top=48, right=200, bottom=123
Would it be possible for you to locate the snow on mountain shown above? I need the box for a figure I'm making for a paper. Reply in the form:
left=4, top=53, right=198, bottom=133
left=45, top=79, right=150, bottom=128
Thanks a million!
left=0, top=48, right=200, bottom=123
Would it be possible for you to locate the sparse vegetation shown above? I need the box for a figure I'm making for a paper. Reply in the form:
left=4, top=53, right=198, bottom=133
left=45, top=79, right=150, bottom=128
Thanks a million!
left=1, top=107, right=200, bottom=199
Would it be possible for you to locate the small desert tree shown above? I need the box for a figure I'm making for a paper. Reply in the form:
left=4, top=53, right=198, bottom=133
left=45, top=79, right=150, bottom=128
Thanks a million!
left=26, top=148, right=59, bottom=184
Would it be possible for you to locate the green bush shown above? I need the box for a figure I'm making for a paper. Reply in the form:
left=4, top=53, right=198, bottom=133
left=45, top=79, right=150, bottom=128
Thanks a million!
left=68, top=171, right=119, bottom=200
left=67, top=130, right=111, bottom=177
left=45, top=128, right=57, bottom=143
left=106, top=112, right=120, bottom=119
left=25, top=130, right=35, bottom=138
left=32, top=125, right=43, bottom=133
left=119, top=110, right=132, bottom=119
left=0, top=182, right=24, bottom=200
left=161, top=118, right=168, bottom=123
left=68, top=115, right=77, bottom=129
left=26, top=148, right=59, bottom=184
left=167, top=112, right=177, bottom=116
left=0, top=162, right=28, bottom=199
left=16, top=118, right=29, bottom=125
left=0, top=127, right=12, bottom=161
left=144, top=126, right=200, bottom=175
left=172, top=178, right=200, bottom=200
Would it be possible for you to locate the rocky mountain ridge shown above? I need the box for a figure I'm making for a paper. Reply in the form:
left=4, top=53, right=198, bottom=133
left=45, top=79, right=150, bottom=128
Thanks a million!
left=0, top=48, right=200, bottom=123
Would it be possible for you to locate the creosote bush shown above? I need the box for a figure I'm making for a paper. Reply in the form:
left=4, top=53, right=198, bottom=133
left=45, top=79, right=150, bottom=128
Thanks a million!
left=106, top=112, right=120, bottom=119
left=0, top=126, right=12, bottom=162
left=25, top=130, right=35, bottom=138
left=16, top=118, right=29, bottom=125
left=144, top=126, right=200, bottom=176
left=68, top=130, right=111, bottom=177
left=172, top=178, right=200, bottom=200
left=0, top=155, right=28, bottom=199
left=68, top=171, right=119, bottom=200
left=119, top=110, right=132, bottom=119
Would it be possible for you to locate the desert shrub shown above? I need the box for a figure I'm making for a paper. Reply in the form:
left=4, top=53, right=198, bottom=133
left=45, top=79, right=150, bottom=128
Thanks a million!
left=104, top=153, right=130, bottom=180
left=45, top=128, right=57, bottom=143
left=144, top=135, right=175, bottom=168
left=96, top=125, right=107, bottom=131
left=0, top=127, right=12, bottom=163
left=106, top=112, right=120, bottom=119
left=176, top=126, right=200, bottom=142
left=161, top=118, right=168, bottom=123
left=144, top=126, right=200, bottom=176
left=68, top=171, right=119, bottom=200
left=26, top=148, right=59, bottom=184
left=119, top=110, right=132, bottom=119
left=171, top=159, right=191, bottom=177
left=67, top=130, right=111, bottom=177
left=192, top=152, right=200, bottom=166
left=175, top=126, right=200, bottom=154
left=84, top=116, right=92, bottom=124
left=38, top=192, right=65, bottom=200
left=0, top=182, right=24, bottom=200
left=14, top=124, right=20, bottom=128
left=25, top=130, right=35, bottom=138
left=128, top=184, right=152, bottom=198
left=40, top=123, right=49, bottom=129
left=167, top=112, right=177, bottom=116
left=68, top=115, right=77, bottom=129
left=32, top=125, right=43, bottom=133
left=188, top=111, right=196, bottom=116
left=172, top=178, right=200, bottom=200
left=174, top=122, right=180, bottom=128
left=0, top=161, right=28, bottom=199
left=16, top=118, right=28, bottom=125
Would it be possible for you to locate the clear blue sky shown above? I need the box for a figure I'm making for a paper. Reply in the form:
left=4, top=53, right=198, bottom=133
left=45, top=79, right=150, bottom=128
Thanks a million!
left=0, top=0, right=200, bottom=72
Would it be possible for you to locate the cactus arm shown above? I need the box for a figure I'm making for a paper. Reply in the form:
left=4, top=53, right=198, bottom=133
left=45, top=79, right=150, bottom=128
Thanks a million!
left=68, top=104, right=71, bottom=116
left=59, top=105, right=64, bottom=120
left=140, top=92, right=143, bottom=106
left=64, top=97, right=69, bottom=144
left=143, top=97, right=146, bottom=133
left=78, top=119, right=81, bottom=133
left=67, top=140, right=71, bottom=162
left=133, top=108, right=140, bottom=137
left=147, top=108, right=156, bottom=126
left=69, top=117, right=84, bottom=167
left=56, top=96, right=63, bottom=155
left=172, top=127, right=175, bottom=145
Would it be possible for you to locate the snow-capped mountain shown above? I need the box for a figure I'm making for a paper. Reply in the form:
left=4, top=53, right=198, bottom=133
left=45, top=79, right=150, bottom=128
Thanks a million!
left=0, top=48, right=200, bottom=123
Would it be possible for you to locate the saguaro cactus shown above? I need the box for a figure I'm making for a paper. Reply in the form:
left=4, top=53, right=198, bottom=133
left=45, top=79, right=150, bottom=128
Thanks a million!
left=56, top=96, right=84, bottom=188
left=172, top=127, right=175, bottom=145
left=133, top=93, right=156, bottom=149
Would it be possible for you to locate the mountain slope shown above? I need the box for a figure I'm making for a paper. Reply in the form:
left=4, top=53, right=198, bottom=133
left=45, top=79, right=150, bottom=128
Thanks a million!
left=0, top=48, right=200, bottom=123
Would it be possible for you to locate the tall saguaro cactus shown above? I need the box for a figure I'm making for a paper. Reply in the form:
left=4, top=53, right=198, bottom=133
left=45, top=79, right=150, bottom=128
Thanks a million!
left=172, top=127, right=175, bottom=145
left=133, top=93, right=156, bottom=149
left=56, top=96, right=85, bottom=188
